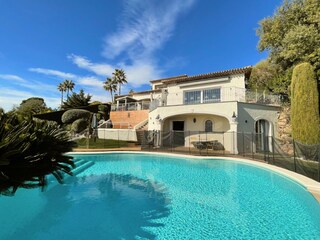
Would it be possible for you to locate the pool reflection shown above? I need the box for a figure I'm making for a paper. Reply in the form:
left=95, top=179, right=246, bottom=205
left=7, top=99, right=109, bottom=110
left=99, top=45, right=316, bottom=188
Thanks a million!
left=8, top=174, right=171, bottom=240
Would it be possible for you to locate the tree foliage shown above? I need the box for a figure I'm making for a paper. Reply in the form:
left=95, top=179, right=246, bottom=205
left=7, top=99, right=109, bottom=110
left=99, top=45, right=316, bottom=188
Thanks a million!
left=113, top=69, right=127, bottom=96
left=63, top=79, right=75, bottom=97
left=61, top=89, right=91, bottom=110
left=11, top=97, right=50, bottom=121
left=257, top=0, right=320, bottom=77
left=103, top=77, right=117, bottom=103
left=61, top=109, right=91, bottom=124
left=249, top=60, right=292, bottom=95
left=57, top=82, right=67, bottom=106
left=71, top=118, right=88, bottom=133
left=291, top=63, right=320, bottom=144
left=0, top=114, right=76, bottom=195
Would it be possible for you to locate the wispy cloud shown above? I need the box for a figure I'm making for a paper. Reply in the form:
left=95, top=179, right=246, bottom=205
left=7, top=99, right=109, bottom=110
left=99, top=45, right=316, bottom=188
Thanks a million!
left=77, top=76, right=104, bottom=88
left=14, top=0, right=196, bottom=110
left=0, top=74, right=27, bottom=82
left=68, top=54, right=162, bottom=86
left=103, top=0, right=196, bottom=59
left=29, top=68, right=77, bottom=79
left=68, top=54, right=114, bottom=76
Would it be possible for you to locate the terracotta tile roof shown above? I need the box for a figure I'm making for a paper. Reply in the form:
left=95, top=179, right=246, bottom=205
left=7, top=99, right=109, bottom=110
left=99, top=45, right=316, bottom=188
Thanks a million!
left=150, top=74, right=188, bottom=83
left=150, top=66, right=252, bottom=84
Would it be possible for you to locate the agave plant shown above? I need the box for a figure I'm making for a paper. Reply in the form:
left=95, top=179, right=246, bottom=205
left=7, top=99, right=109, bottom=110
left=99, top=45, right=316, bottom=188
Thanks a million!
left=0, top=114, right=76, bottom=196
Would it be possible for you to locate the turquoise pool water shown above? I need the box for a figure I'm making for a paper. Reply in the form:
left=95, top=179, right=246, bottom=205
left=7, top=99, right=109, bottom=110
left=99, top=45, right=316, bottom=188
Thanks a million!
left=1, top=153, right=320, bottom=239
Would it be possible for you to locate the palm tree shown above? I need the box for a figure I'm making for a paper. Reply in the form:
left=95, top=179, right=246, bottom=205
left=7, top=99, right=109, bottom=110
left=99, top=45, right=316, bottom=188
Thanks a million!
left=63, top=79, right=75, bottom=98
left=57, top=82, right=67, bottom=106
left=112, top=69, right=127, bottom=96
left=103, top=77, right=117, bottom=103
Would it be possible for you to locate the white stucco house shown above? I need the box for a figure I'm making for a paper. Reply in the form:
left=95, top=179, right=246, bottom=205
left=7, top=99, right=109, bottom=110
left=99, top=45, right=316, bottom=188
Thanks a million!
left=101, top=66, right=281, bottom=154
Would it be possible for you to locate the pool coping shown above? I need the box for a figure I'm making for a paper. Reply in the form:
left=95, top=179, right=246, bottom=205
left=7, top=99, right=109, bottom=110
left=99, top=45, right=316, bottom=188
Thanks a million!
left=69, top=151, right=320, bottom=204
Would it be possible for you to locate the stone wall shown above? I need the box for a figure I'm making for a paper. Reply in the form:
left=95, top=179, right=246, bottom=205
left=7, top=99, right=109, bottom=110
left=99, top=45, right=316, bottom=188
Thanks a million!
left=277, top=106, right=294, bottom=155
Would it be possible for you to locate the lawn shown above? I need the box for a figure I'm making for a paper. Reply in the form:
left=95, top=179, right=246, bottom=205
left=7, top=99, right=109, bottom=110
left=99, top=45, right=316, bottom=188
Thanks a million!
left=75, top=138, right=134, bottom=149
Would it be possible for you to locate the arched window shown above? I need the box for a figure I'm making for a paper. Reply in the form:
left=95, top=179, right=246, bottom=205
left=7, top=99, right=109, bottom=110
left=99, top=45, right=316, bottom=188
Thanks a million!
left=205, top=120, right=213, bottom=132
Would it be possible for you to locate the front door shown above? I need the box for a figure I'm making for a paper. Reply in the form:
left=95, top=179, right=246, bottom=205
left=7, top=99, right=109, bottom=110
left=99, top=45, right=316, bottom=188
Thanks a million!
left=172, top=121, right=185, bottom=146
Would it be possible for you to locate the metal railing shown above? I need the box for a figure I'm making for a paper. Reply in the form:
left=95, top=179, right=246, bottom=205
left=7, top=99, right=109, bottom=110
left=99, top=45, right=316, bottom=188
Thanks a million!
left=111, top=102, right=150, bottom=111
left=111, top=88, right=281, bottom=112
left=75, top=130, right=319, bottom=182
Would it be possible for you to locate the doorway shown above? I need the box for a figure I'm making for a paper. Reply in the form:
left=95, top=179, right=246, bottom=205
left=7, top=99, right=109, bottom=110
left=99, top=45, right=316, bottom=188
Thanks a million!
left=172, top=121, right=185, bottom=146
left=255, top=119, right=271, bottom=152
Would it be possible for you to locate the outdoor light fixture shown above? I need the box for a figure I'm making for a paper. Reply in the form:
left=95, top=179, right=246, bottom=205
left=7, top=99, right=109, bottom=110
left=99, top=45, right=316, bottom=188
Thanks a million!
left=232, top=111, right=237, bottom=123
left=155, top=114, right=162, bottom=122
left=193, top=118, right=197, bottom=123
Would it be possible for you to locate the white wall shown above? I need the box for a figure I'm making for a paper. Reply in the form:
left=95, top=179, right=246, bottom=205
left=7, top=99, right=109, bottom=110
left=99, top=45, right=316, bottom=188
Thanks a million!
left=131, top=92, right=161, bottom=101
left=149, top=101, right=238, bottom=131
left=237, top=102, right=280, bottom=136
left=165, top=74, right=246, bottom=106
left=98, top=129, right=137, bottom=141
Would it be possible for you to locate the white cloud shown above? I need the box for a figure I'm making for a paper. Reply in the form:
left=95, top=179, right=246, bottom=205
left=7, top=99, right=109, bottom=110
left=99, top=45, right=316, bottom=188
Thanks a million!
left=68, top=54, right=114, bottom=76
left=77, top=76, right=104, bottom=88
left=28, top=67, right=104, bottom=89
left=19, top=0, right=196, bottom=106
left=29, top=68, right=77, bottom=79
left=67, top=54, right=162, bottom=87
left=103, top=0, right=196, bottom=59
left=0, top=74, right=26, bottom=82
left=124, top=60, right=162, bottom=86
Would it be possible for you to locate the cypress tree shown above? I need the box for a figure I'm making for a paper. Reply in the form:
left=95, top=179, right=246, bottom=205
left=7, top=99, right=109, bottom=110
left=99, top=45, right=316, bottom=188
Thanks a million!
left=291, top=63, right=320, bottom=144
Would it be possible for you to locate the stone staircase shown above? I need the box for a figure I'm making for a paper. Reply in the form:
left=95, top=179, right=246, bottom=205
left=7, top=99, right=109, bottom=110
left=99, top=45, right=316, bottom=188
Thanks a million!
left=136, top=130, right=145, bottom=145
left=135, top=120, right=148, bottom=145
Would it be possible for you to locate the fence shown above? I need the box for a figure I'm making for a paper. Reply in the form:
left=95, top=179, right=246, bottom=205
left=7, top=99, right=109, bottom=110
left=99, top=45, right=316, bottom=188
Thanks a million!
left=74, top=130, right=320, bottom=182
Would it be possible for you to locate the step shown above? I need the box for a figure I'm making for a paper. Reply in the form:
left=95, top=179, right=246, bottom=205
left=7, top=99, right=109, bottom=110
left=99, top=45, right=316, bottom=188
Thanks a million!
left=74, top=159, right=87, bottom=168
left=45, top=159, right=94, bottom=185
left=71, top=161, right=95, bottom=176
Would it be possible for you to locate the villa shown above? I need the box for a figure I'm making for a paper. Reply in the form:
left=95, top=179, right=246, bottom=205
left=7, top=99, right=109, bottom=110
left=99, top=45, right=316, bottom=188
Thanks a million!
left=98, top=66, right=281, bottom=154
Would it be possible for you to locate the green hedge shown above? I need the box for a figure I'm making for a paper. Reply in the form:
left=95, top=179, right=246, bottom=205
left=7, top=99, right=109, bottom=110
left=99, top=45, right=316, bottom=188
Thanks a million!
left=71, top=118, right=88, bottom=133
left=61, top=109, right=91, bottom=124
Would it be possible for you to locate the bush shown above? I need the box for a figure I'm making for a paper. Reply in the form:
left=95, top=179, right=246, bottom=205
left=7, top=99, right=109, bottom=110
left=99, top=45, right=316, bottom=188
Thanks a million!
left=0, top=114, right=76, bottom=195
left=291, top=63, right=320, bottom=144
left=61, top=109, right=91, bottom=124
left=71, top=118, right=88, bottom=133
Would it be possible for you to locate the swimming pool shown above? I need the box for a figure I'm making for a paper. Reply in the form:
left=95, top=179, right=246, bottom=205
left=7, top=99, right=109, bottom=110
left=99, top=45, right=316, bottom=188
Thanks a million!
left=1, top=153, right=320, bottom=239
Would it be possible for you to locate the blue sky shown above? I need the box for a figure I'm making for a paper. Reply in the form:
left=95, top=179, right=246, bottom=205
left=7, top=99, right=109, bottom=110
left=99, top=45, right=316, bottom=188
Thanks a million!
left=0, top=0, right=282, bottom=111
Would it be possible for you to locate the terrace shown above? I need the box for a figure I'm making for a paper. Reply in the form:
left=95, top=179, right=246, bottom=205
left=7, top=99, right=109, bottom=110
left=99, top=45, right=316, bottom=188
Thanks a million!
left=111, top=87, right=281, bottom=112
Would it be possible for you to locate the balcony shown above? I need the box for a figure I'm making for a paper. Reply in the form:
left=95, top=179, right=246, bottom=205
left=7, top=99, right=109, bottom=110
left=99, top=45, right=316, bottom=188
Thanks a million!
left=166, top=87, right=281, bottom=106
left=111, top=87, right=281, bottom=112
left=111, top=101, right=150, bottom=111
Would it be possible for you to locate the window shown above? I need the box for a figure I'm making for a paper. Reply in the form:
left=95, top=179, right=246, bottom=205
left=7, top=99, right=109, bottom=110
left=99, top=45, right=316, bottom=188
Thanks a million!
left=203, top=89, right=221, bottom=103
left=205, top=120, right=213, bottom=132
left=184, top=88, right=221, bottom=104
left=184, top=90, right=201, bottom=104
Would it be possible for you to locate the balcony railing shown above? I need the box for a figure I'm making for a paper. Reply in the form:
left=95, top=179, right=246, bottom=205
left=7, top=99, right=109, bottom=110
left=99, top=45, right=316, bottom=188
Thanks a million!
left=111, top=101, right=150, bottom=111
left=166, top=87, right=280, bottom=106
left=111, top=88, right=281, bottom=112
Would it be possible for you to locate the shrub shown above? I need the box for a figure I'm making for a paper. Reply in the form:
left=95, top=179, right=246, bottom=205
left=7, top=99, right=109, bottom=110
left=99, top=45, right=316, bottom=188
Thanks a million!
left=71, top=118, right=88, bottom=133
left=61, top=109, right=91, bottom=124
left=0, top=114, right=75, bottom=195
left=291, top=63, right=320, bottom=144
